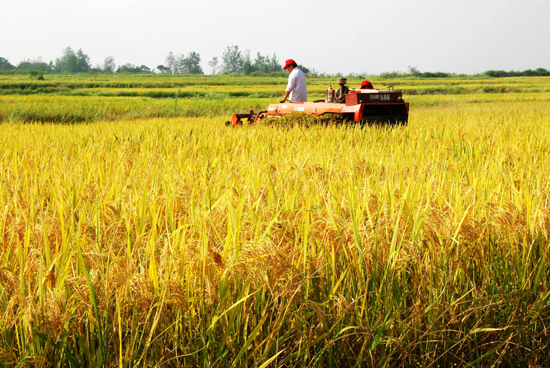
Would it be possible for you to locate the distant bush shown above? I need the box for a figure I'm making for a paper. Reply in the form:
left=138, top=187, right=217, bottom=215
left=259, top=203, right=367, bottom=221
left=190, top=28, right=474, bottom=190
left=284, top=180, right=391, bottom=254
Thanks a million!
left=378, top=71, right=406, bottom=79
left=416, top=72, right=452, bottom=78
left=249, top=71, right=287, bottom=78
left=116, top=64, right=153, bottom=74
left=228, top=91, right=250, bottom=97
left=381, top=70, right=453, bottom=79
left=29, top=70, right=45, bottom=80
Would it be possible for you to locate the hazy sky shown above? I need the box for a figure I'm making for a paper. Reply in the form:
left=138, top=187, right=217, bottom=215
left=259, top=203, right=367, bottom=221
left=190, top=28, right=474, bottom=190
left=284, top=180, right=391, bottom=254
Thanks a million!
left=2, top=0, right=549, bottom=74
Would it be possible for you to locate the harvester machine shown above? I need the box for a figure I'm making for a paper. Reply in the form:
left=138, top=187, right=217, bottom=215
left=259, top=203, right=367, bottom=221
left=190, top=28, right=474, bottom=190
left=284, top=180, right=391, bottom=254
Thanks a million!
left=226, top=86, right=409, bottom=127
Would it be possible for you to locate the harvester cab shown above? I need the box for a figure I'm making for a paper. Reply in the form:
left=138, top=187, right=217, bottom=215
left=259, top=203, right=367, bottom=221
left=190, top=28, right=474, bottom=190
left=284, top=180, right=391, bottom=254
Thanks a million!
left=226, top=81, right=409, bottom=127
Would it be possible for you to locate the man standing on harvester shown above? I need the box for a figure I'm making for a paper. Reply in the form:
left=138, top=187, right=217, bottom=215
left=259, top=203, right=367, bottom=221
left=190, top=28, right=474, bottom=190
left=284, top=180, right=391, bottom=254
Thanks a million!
left=280, top=59, right=307, bottom=103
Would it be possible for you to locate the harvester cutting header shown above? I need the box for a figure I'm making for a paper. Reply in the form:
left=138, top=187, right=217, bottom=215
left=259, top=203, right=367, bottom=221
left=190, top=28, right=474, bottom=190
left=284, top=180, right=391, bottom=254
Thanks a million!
left=226, top=76, right=409, bottom=127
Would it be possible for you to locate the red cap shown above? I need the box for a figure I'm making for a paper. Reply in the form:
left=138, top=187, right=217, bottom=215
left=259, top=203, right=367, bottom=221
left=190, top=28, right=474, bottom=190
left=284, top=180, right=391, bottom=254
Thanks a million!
left=282, top=59, right=295, bottom=70
left=360, top=80, right=373, bottom=89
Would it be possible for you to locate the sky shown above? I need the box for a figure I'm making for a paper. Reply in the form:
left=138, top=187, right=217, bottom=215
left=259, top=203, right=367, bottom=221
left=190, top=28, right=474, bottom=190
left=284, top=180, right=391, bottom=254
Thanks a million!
left=1, top=0, right=549, bottom=75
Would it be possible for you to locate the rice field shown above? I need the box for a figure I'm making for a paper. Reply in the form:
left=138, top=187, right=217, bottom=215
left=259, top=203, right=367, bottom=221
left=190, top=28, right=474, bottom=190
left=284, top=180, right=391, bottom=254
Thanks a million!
left=1, top=74, right=550, bottom=366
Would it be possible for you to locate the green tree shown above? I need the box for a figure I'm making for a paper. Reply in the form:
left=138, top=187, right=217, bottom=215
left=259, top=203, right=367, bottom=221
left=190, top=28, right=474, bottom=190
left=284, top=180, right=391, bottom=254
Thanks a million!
left=221, top=45, right=243, bottom=74
left=535, top=68, right=550, bottom=76
left=75, top=49, right=91, bottom=72
left=138, top=65, right=151, bottom=73
left=252, top=52, right=267, bottom=72
left=116, top=63, right=151, bottom=73
left=297, top=64, right=310, bottom=73
left=266, top=53, right=281, bottom=72
left=179, top=52, right=203, bottom=74
left=408, top=66, right=420, bottom=75
left=103, top=56, right=116, bottom=73
left=55, top=47, right=84, bottom=73
left=157, top=65, right=171, bottom=74
left=252, top=52, right=281, bottom=73
left=55, top=47, right=77, bottom=72
left=242, top=50, right=256, bottom=75
left=116, top=63, right=134, bottom=73
left=54, top=47, right=90, bottom=73
left=17, top=57, right=53, bottom=72
left=0, top=57, right=15, bottom=70
left=208, top=57, right=219, bottom=74
left=165, top=52, right=177, bottom=74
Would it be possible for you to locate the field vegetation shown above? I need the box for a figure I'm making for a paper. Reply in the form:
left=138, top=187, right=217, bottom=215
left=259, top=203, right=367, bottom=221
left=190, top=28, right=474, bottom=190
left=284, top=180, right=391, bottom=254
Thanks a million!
left=1, top=74, right=550, bottom=124
left=1, top=74, right=550, bottom=366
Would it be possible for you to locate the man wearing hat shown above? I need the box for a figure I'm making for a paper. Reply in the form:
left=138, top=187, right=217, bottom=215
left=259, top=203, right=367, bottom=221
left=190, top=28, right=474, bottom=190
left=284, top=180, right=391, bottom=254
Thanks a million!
left=280, top=59, right=307, bottom=103
left=360, top=80, right=374, bottom=89
left=333, top=77, right=349, bottom=103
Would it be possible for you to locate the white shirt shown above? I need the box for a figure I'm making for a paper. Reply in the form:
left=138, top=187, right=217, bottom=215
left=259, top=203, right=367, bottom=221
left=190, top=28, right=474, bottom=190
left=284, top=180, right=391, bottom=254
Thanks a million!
left=286, top=68, right=307, bottom=102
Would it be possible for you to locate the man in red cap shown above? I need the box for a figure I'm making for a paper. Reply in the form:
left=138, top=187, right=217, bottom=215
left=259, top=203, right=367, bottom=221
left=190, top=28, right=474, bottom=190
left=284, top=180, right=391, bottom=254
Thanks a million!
left=360, top=80, right=374, bottom=89
left=280, top=59, right=307, bottom=103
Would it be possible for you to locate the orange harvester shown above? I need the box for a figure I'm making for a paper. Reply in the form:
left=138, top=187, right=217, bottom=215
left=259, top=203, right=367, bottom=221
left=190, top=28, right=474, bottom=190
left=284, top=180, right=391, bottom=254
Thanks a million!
left=226, top=87, right=409, bottom=127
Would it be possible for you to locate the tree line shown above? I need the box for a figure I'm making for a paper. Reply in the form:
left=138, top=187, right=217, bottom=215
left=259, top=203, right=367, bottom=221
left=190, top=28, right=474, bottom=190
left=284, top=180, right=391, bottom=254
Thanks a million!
left=1, top=47, right=158, bottom=75
left=2, top=48, right=548, bottom=78
left=484, top=68, right=550, bottom=78
left=0, top=45, right=310, bottom=76
left=147, top=45, right=309, bottom=75
left=375, top=66, right=550, bottom=79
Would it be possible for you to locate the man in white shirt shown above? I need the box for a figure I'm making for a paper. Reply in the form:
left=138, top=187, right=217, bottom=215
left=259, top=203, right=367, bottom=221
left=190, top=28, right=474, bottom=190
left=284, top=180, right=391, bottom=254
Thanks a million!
left=280, top=59, right=307, bottom=103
